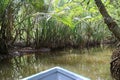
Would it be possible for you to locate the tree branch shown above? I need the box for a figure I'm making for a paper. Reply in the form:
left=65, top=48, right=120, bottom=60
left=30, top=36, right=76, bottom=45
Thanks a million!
left=94, top=0, right=120, bottom=41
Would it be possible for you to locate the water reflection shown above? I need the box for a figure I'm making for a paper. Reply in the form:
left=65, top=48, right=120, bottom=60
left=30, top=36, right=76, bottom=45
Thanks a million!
left=0, top=59, right=14, bottom=80
left=0, top=47, right=113, bottom=80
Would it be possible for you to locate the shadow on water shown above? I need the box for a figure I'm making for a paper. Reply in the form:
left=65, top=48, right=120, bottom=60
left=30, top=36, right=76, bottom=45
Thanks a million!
left=0, top=47, right=113, bottom=80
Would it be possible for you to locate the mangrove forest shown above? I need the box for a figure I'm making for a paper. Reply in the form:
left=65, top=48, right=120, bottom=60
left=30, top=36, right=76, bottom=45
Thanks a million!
left=0, top=0, right=120, bottom=80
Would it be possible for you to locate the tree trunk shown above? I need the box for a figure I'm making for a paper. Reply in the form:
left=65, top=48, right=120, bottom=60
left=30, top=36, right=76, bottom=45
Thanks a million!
left=0, top=18, right=9, bottom=55
left=94, top=0, right=120, bottom=80
left=94, top=0, right=120, bottom=41
left=0, top=2, right=11, bottom=55
left=0, top=38, right=8, bottom=55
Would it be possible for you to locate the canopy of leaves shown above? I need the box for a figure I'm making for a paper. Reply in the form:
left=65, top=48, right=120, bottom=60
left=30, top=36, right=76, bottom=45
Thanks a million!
left=0, top=0, right=119, bottom=48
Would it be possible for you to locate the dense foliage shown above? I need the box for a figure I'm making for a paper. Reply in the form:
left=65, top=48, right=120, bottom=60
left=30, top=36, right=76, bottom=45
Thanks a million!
left=0, top=0, right=120, bottom=50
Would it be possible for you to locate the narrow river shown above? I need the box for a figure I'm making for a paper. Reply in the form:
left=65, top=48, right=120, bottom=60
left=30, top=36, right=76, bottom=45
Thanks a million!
left=0, top=47, right=113, bottom=80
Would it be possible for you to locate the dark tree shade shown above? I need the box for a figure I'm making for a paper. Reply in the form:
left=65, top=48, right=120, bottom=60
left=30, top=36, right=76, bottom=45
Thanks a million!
left=0, top=38, right=8, bottom=55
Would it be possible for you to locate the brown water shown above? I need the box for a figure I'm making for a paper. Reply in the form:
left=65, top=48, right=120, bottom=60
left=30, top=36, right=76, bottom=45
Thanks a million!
left=0, top=47, right=113, bottom=80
